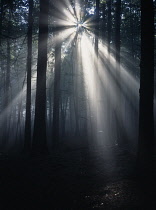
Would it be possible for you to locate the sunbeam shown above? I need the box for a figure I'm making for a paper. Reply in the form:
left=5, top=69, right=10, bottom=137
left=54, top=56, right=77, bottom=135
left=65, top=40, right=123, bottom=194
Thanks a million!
left=65, top=24, right=140, bottom=148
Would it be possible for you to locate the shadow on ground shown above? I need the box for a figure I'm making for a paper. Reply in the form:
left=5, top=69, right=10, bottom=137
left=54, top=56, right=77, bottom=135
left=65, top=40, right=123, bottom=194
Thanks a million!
left=0, top=141, right=155, bottom=209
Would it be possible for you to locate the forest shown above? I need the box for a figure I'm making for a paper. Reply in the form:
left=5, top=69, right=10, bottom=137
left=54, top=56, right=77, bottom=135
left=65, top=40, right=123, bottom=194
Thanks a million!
left=0, top=0, right=156, bottom=209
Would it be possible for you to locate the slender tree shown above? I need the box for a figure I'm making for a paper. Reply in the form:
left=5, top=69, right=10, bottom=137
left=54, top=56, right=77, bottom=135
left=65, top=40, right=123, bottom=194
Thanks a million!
left=6, top=10, right=11, bottom=116
left=114, top=0, right=122, bottom=145
left=24, top=0, right=33, bottom=153
left=107, top=0, right=112, bottom=54
left=0, top=0, right=4, bottom=146
left=95, top=0, right=99, bottom=57
left=137, top=0, right=154, bottom=176
left=0, top=0, right=4, bottom=58
left=73, top=46, right=80, bottom=137
left=115, top=0, right=121, bottom=71
left=102, top=2, right=106, bottom=41
left=93, top=0, right=100, bottom=141
left=32, top=0, right=49, bottom=153
left=130, top=0, right=134, bottom=59
left=52, top=38, right=61, bottom=146
left=4, top=8, right=11, bottom=145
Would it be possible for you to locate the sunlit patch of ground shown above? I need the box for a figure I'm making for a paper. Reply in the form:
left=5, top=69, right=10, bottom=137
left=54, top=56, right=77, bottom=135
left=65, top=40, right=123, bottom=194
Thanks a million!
left=84, top=180, right=143, bottom=209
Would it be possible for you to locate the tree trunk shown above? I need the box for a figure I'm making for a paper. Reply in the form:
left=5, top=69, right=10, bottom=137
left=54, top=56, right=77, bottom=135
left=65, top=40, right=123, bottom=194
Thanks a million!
left=137, top=0, right=154, bottom=176
left=93, top=0, right=99, bottom=142
left=52, top=39, right=61, bottom=147
left=102, top=2, right=106, bottom=41
left=4, top=9, right=11, bottom=146
left=107, top=0, right=112, bottom=54
left=95, top=0, right=99, bottom=57
left=6, top=11, right=11, bottom=111
left=0, top=0, right=4, bottom=146
left=115, top=0, right=122, bottom=145
left=32, top=0, right=49, bottom=154
left=115, top=0, right=121, bottom=71
left=73, top=42, right=80, bottom=137
left=24, top=0, right=33, bottom=153
left=130, top=0, right=134, bottom=59
left=0, top=0, right=3, bottom=47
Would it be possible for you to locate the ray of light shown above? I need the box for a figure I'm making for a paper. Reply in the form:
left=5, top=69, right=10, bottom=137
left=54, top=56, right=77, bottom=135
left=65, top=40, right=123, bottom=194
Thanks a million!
left=51, top=27, right=76, bottom=46
left=78, top=32, right=99, bottom=140
left=50, top=0, right=77, bottom=26
left=74, top=27, right=140, bottom=147
left=0, top=68, right=37, bottom=125
left=74, top=0, right=81, bottom=22
left=64, top=0, right=75, bottom=16
left=62, top=31, right=77, bottom=60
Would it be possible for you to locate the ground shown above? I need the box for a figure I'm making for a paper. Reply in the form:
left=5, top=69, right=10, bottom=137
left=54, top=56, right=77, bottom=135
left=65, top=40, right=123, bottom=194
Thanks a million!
left=0, top=141, right=155, bottom=209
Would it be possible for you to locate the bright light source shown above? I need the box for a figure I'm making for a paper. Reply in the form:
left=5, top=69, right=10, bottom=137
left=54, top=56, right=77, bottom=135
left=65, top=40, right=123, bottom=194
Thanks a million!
left=78, top=23, right=83, bottom=27
left=77, top=22, right=84, bottom=28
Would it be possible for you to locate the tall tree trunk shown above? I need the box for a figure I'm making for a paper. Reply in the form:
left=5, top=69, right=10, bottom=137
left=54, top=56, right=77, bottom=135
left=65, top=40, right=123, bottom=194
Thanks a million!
left=4, top=9, right=11, bottom=146
left=93, top=0, right=99, bottom=142
left=137, top=0, right=154, bottom=176
left=130, top=0, right=134, bottom=59
left=0, top=0, right=3, bottom=48
left=115, top=0, right=122, bottom=145
left=0, top=0, right=4, bottom=147
left=102, top=2, right=106, bottom=41
left=32, top=0, right=49, bottom=154
left=52, top=39, right=61, bottom=147
left=107, top=0, right=112, bottom=54
left=95, top=0, right=99, bottom=57
left=24, top=0, right=33, bottom=153
left=115, top=0, right=121, bottom=71
left=104, top=0, right=112, bottom=145
left=6, top=11, right=11, bottom=111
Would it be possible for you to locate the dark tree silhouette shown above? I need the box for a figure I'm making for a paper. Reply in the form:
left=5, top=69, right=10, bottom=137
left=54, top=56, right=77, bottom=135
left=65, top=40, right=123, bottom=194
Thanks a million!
left=32, top=0, right=49, bottom=153
left=115, top=0, right=121, bottom=71
left=0, top=0, right=3, bottom=50
left=53, top=39, right=61, bottom=146
left=4, top=8, right=11, bottom=145
left=0, top=0, right=4, bottom=145
left=137, top=0, right=154, bottom=176
left=24, top=0, right=33, bottom=153
left=93, top=0, right=99, bottom=136
left=95, top=0, right=99, bottom=57
left=114, top=0, right=122, bottom=145
left=107, top=0, right=112, bottom=54
left=102, top=2, right=106, bottom=40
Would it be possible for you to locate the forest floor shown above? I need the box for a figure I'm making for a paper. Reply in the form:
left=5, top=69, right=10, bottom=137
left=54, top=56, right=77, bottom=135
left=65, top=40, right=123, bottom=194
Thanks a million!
left=0, top=140, right=155, bottom=210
